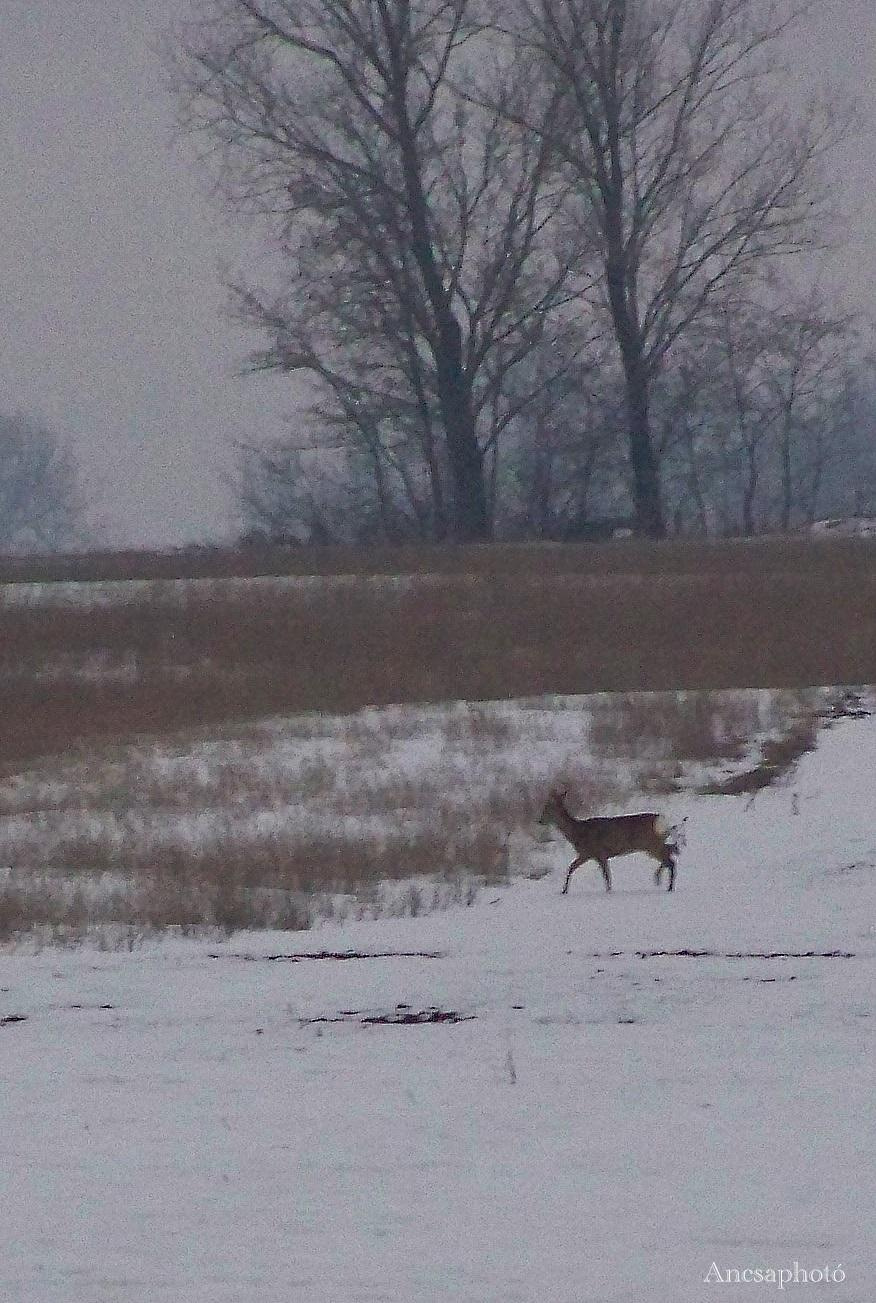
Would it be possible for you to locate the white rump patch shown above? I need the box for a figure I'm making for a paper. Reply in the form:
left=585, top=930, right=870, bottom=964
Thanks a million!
left=663, top=817, right=688, bottom=851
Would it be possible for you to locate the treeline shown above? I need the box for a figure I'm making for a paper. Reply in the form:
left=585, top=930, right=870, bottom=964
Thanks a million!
left=171, top=0, right=870, bottom=544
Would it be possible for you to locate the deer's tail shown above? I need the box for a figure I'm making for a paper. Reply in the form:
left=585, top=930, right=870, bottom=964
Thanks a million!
left=664, top=817, right=688, bottom=851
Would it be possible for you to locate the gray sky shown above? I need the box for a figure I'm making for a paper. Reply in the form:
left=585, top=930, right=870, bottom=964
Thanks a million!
left=2, top=1, right=875, bottom=547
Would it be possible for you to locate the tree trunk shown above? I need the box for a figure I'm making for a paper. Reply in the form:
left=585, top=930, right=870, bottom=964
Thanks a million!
left=403, top=313, right=449, bottom=540
left=605, top=240, right=665, bottom=538
left=681, top=421, right=710, bottom=536
left=742, top=446, right=758, bottom=536
left=418, top=405, right=450, bottom=542
left=779, top=408, right=794, bottom=532
left=390, top=60, right=490, bottom=543
left=624, top=365, right=665, bottom=538
left=433, top=313, right=490, bottom=541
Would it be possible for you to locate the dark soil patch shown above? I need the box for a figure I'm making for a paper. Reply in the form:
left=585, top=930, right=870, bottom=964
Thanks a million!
left=0, top=1013, right=27, bottom=1025
left=698, top=690, right=871, bottom=799
left=593, top=949, right=854, bottom=960
left=301, top=1005, right=474, bottom=1026
left=362, top=1008, right=474, bottom=1025
left=209, top=949, right=445, bottom=963
left=822, top=689, right=871, bottom=721
left=697, top=725, right=818, bottom=797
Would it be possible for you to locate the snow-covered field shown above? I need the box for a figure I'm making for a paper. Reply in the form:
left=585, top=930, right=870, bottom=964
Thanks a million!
left=0, top=689, right=817, bottom=938
left=0, top=572, right=483, bottom=610
left=2, top=705, right=875, bottom=1301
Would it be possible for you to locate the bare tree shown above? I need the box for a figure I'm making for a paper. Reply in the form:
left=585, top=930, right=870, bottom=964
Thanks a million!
left=710, top=298, right=778, bottom=536
left=762, top=284, right=853, bottom=530
left=507, top=343, right=629, bottom=536
left=817, top=350, right=876, bottom=520
left=172, top=0, right=585, bottom=541
left=507, top=0, right=847, bottom=535
left=655, top=284, right=858, bottom=535
left=0, top=411, right=84, bottom=553
left=238, top=437, right=402, bottom=543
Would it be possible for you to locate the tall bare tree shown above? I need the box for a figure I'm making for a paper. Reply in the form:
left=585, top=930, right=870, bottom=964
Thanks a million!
left=507, top=0, right=847, bottom=535
left=0, top=411, right=84, bottom=553
left=172, top=0, right=584, bottom=541
left=653, top=284, right=857, bottom=535
left=763, top=284, right=853, bottom=530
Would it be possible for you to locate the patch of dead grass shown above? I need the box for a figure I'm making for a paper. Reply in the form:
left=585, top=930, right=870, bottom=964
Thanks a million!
left=588, top=691, right=762, bottom=764
left=0, top=688, right=840, bottom=945
left=697, top=719, right=819, bottom=796
left=1, top=540, right=875, bottom=774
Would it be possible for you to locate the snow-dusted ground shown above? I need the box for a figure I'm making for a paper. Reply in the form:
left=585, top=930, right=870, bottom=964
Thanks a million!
left=0, top=689, right=815, bottom=936
left=0, top=572, right=484, bottom=610
left=2, top=709, right=875, bottom=1301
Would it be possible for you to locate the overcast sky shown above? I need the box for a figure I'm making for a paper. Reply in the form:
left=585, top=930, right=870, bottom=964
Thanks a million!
left=2, top=1, right=875, bottom=547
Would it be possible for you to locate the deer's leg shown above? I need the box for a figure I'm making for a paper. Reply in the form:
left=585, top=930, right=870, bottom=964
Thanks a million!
left=562, top=855, right=585, bottom=894
left=598, top=857, right=612, bottom=892
left=661, top=848, right=677, bottom=892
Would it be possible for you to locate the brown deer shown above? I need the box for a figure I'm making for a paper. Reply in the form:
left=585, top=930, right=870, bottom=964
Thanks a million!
left=538, top=789, right=679, bottom=894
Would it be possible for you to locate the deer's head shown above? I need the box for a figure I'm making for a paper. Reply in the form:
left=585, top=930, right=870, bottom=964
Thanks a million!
left=538, top=789, right=568, bottom=827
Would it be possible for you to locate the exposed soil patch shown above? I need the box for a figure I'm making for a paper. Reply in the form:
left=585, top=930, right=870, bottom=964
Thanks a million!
left=209, top=949, right=445, bottom=963
left=593, top=949, right=855, bottom=960
left=0, top=1014, right=27, bottom=1025
left=300, top=1005, right=474, bottom=1026
left=697, top=690, right=871, bottom=799
left=697, top=724, right=817, bottom=797
left=823, top=689, right=871, bottom=722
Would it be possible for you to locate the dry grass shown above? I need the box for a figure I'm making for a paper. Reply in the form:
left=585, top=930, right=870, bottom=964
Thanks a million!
left=1, top=538, right=867, bottom=945
left=0, top=701, right=541, bottom=945
left=0, top=689, right=835, bottom=946
left=588, top=691, right=764, bottom=765
left=697, top=719, right=819, bottom=797
left=1, top=537, right=874, bottom=773
left=2, top=534, right=876, bottom=583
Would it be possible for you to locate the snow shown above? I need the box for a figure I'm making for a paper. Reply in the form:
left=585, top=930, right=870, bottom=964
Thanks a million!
left=2, top=710, right=875, bottom=1301
left=809, top=517, right=876, bottom=538
left=0, top=688, right=803, bottom=901
left=0, top=572, right=483, bottom=610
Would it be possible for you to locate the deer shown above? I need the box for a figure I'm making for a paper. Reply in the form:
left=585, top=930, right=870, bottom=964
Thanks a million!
left=538, top=789, right=680, bottom=894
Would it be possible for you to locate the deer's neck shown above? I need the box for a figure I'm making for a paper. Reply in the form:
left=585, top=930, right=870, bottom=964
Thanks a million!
left=553, top=800, right=584, bottom=843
